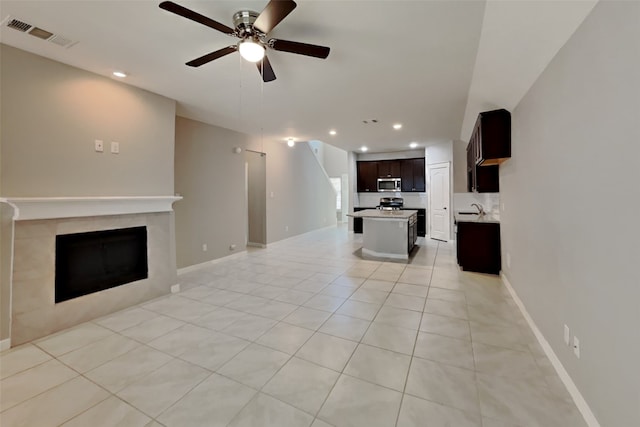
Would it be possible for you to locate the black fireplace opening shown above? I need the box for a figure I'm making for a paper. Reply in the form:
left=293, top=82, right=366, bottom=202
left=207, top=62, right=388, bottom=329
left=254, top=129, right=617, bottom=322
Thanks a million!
left=55, top=226, right=148, bottom=303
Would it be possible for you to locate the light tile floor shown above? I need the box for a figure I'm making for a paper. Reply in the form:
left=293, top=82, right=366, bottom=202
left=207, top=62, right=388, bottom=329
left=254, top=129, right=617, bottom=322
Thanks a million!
left=0, top=226, right=587, bottom=427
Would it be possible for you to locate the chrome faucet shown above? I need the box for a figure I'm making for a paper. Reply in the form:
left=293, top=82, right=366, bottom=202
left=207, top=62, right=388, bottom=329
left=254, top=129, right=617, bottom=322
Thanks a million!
left=471, top=203, right=485, bottom=215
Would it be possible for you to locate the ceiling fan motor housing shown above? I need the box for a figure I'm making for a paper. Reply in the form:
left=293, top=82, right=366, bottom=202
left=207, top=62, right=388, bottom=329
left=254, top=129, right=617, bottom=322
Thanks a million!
left=233, top=10, right=261, bottom=38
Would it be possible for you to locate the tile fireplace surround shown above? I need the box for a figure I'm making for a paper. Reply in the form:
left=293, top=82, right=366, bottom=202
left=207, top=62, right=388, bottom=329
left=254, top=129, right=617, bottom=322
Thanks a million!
left=1, top=197, right=180, bottom=347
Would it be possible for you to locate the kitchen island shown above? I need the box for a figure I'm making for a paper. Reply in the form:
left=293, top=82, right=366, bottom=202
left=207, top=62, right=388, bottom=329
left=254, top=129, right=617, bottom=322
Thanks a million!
left=349, top=209, right=418, bottom=260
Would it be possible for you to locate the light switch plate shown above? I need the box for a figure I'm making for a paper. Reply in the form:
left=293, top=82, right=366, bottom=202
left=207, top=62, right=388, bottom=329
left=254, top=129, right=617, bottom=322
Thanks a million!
left=111, top=141, right=120, bottom=154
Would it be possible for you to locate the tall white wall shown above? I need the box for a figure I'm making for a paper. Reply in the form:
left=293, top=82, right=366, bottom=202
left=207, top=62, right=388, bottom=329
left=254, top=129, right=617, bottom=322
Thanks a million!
left=500, top=2, right=639, bottom=425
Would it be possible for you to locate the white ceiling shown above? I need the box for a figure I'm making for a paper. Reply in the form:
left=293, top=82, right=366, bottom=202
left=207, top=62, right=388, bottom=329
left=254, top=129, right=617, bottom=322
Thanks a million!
left=0, top=0, right=597, bottom=153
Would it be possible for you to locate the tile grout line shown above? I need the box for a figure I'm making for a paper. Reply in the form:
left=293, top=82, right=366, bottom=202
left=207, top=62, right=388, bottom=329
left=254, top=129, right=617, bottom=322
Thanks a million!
left=394, top=240, right=438, bottom=427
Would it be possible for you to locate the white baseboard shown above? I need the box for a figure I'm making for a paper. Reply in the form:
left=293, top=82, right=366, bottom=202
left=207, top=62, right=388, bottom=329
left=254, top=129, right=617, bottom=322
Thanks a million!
left=501, top=273, right=601, bottom=427
left=0, top=338, right=11, bottom=352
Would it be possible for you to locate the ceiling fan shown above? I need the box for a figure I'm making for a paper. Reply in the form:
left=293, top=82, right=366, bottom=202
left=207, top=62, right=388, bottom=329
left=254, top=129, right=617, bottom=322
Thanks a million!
left=159, top=0, right=330, bottom=82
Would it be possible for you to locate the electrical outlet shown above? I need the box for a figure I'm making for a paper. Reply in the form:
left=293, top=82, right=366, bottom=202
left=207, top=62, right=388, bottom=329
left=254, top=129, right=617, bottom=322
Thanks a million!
left=170, top=284, right=180, bottom=293
left=573, top=336, right=580, bottom=358
left=285, top=226, right=289, bottom=232
left=94, top=140, right=104, bottom=152
left=229, top=244, right=236, bottom=251
left=202, top=244, right=207, bottom=252
left=564, top=324, right=570, bottom=346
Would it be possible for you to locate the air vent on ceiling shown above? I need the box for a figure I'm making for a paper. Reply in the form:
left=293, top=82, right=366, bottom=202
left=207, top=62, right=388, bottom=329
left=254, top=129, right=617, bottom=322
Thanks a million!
left=3, top=16, right=77, bottom=48
left=7, top=18, right=31, bottom=32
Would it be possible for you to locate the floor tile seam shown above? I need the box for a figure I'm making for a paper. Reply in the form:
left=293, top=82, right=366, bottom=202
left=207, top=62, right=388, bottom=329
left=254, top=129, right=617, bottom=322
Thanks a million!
left=51, top=334, right=145, bottom=376
left=311, top=287, right=392, bottom=421
left=402, top=388, right=484, bottom=416
left=83, top=344, right=178, bottom=393
left=0, top=366, right=84, bottom=414
left=151, top=369, right=219, bottom=422
left=55, top=393, right=142, bottom=427
left=32, top=324, right=115, bottom=359
left=0, top=355, right=56, bottom=383
left=393, top=241, right=438, bottom=427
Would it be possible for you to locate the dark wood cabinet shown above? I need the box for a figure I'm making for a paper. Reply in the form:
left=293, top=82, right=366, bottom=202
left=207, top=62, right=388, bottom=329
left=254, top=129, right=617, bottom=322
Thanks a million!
left=357, top=162, right=378, bottom=192
left=474, top=109, right=511, bottom=166
left=377, top=160, right=401, bottom=178
left=467, top=109, right=509, bottom=193
left=357, top=158, right=425, bottom=193
left=352, top=207, right=369, bottom=233
left=456, top=221, right=501, bottom=275
left=400, top=158, right=425, bottom=192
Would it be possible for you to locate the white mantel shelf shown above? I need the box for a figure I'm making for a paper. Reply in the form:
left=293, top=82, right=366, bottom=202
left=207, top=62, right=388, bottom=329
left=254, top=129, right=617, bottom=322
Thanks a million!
left=0, top=196, right=182, bottom=221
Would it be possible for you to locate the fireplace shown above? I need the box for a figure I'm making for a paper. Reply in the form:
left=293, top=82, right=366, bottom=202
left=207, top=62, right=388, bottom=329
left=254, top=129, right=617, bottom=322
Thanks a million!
left=55, top=226, right=149, bottom=303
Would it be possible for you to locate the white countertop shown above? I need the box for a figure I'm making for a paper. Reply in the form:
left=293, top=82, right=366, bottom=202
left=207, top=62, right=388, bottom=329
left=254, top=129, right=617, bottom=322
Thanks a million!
left=349, top=209, right=418, bottom=220
left=454, top=212, right=500, bottom=224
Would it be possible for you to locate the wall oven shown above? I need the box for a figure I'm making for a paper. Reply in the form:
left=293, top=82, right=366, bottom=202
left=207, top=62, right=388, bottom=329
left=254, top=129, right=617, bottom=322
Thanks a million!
left=377, top=178, right=401, bottom=192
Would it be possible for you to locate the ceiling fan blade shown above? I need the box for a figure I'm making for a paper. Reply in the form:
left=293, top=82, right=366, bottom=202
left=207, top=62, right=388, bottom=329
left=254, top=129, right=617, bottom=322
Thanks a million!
left=253, top=0, right=297, bottom=34
left=270, top=38, right=330, bottom=59
left=186, top=46, right=237, bottom=67
left=159, top=1, right=235, bottom=35
left=256, top=56, right=276, bottom=82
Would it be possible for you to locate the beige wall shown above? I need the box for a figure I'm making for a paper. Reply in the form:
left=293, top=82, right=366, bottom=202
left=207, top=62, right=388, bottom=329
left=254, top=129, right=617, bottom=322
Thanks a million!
left=0, top=44, right=176, bottom=197
left=174, top=116, right=337, bottom=268
left=500, top=2, right=639, bottom=426
left=263, top=140, right=337, bottom=244
left=0, top=45, right=177, bottom=345
left=174, top=117, right=249, bottom=268
left=0, top=204, right=14, bottom=342
left=246, top=150, right=266, bottom=246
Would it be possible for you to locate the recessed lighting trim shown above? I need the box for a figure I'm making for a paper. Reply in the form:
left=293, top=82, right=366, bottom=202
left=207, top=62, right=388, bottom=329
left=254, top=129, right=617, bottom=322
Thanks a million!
left=287, top=138, right=295, bottom=147
left=393, top=123, right=402, bottom=130
left=409, top=142, right=418, bottom=148
left=112, top=71, right=127, bottom=78
left=329, top=130, right=337, bottom=136
left=360, top=146, right=368, bottom=152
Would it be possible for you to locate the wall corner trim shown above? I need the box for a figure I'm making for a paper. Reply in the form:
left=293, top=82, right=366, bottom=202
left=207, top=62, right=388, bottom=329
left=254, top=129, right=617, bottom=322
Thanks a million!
left=500, top=273, right=601, bottom=427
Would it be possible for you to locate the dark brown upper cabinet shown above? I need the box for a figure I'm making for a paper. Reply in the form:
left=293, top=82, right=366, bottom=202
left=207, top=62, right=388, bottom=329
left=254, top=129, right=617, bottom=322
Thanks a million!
left=377, top=160, right=401, bottom=178
left=356, top=158, right=425, bottom=193
left=401, top=158, right=425, bottom=192
left=472, top=109, right=511, bottom=166
left=356, top=161, right=378, bottom=192
left=466, top=108, right=510, bottom=193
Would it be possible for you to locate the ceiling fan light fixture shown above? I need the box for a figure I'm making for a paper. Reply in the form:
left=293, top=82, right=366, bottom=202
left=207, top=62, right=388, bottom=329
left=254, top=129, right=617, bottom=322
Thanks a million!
left=239, top=39, right=265, bottom=63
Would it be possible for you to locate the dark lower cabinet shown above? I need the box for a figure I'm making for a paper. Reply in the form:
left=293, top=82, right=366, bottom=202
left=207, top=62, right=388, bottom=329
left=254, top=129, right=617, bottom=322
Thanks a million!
left=353, top=208, right=425, bottom=237
left=456, top=221, right=501, bottom=275
left=352, top=207, right=368, bottom=233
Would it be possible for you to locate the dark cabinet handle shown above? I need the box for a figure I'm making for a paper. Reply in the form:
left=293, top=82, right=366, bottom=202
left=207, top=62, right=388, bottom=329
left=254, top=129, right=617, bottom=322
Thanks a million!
left=443, top=207, right=447, bottom=210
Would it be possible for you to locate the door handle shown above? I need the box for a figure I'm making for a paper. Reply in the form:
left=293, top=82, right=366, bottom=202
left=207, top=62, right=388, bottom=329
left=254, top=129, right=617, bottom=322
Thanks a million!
left=443, top=207, right=447, bottom=210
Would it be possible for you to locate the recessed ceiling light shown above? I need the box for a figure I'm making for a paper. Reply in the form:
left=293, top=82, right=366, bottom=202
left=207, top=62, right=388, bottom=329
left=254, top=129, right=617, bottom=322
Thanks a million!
left=393, top=123, right=402, bottom=130
left=112, top=71, right=127, bottom=78
left=329, top=130, right=337, bottom=136
left=287, top=138, right=295, bottom=147
left=361, top=146, right=368, bottom=152
left=409, top=142, right=418, bottom=148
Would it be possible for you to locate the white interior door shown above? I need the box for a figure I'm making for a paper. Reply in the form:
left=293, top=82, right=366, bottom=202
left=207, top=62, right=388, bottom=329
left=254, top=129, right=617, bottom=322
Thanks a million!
left=429, top=162, right=451, bottom=241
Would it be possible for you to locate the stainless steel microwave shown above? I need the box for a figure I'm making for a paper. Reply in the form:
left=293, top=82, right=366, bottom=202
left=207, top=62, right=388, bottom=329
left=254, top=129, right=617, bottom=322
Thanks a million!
left=377, top=178, right=401, bottom=192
